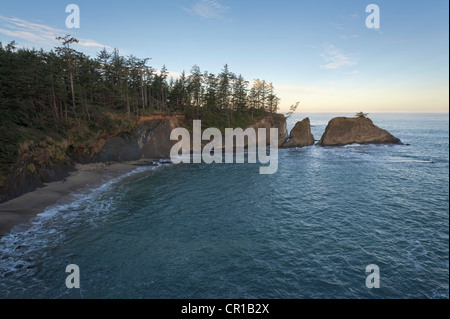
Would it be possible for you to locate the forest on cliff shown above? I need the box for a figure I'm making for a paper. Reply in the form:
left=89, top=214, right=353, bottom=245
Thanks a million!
left=0, top=36, right=281, bottom=188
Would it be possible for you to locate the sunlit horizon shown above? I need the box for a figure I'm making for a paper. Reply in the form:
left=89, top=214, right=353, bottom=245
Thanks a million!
left=1, top=0, right=448, bottom=113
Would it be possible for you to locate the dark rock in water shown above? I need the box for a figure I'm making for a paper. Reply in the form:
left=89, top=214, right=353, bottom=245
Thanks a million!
left=318, top=116, right=402, bottom=146
left=133, top=160, right=159, bottom=167
left=282, top=117, right=315, bottom=148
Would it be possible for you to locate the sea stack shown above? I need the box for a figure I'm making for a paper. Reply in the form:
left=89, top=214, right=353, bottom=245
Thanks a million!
left=282, top=117, right=315, bottom=148
left=318, top=116, right=402, bottom=146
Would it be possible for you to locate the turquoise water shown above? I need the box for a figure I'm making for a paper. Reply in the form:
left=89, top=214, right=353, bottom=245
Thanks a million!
left=0, top=113, right=448, bottom=298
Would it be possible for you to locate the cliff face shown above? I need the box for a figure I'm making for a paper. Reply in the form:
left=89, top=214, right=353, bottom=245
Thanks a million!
left=0, top=114, right=287, bottom=203
left=318, top=116, right=402, bottom=146
left=282, top=117, right=315, bottom=148
left=0, top=137, right=74, bottom=203
left=246, top=114, right=288, bottom=147
left=0, top=163, right=72, bottom=203
left=94, top=114, right=288, bottom=160
left=92, top=115, right=185, bottom=162
left=0, top=115, right=185, bottom=203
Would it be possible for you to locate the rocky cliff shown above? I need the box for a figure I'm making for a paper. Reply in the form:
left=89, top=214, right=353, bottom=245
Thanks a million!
left=246, top=114, right=288, bottom=147
left=94, top=114, right=287, bottom=160
left=282, top=117, right=315, bottom=148
left=0, top=162, right=72, bottom=203
left=92, top=115, right=186, bottom=162
left=318, top=116, right=402, bottom=146
left=0, top=114, right=287, bottom=203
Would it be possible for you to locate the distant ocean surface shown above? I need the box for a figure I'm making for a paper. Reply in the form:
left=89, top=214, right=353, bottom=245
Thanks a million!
left=0, top=113, right=448, bottom=299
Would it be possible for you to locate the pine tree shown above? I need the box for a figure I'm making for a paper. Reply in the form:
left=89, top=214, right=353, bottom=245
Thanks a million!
left=189, top=65, right=202, bottom=118
left=55, top=35, right=80, bottom=123
left=233, top=74, right=248, bottom=112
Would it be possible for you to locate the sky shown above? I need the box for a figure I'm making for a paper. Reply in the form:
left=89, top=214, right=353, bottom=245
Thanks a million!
left=0, top=0, right=448, bottom=113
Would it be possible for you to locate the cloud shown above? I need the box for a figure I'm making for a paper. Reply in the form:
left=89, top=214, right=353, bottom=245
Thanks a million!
left=183, top=0, right=230, bottom=20
left=342, top=34, right=360, bottom=40
left=0, top=15, right=109, bottom=50
left=156, top=69, right=183, bottom=79
left=320, top=45, right=356, bottom=70
left=77, top=41, right=107, bottom=48
left=330, top=23, right=344, bottom=30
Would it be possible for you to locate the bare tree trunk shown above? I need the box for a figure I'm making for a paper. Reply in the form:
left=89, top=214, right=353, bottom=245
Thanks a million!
left=140, top=74, right=145, bottom=109
left=50, top=74, right=59, bottom=122
left=144, top=83, right=148, bottom=108
left=126, top=81, right=130, bottom=118
left=84, top=97, right=91, bottom=121
left=68, top=64, right=78, bottom=124
left=59, top=100, right=63, bottom=121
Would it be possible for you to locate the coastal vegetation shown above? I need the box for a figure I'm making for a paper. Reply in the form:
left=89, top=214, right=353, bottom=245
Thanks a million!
left=355, top=112, right=369, bottom=118
left=0, top=37, right=281, bottom=191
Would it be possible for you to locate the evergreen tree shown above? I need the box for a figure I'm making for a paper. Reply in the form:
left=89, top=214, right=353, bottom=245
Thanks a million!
left=55, top=35, right=80, bottom=123
left=189, top=65, right=202, bottom=118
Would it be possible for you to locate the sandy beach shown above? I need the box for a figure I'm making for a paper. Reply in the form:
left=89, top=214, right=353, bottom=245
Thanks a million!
left=0, top=160, right=157, bottom=236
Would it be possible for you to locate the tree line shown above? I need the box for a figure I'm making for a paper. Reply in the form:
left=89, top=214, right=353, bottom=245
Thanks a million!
left=0, top=36, right=280, bottom=129
left=0, top=36, right=281, bottom=178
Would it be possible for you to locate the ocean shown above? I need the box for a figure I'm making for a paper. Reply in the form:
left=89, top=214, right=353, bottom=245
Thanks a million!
left=0, top=113, right=448, bottom=299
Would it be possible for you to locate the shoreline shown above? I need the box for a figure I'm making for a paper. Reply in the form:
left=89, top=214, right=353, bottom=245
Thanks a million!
left=0, top=160, right=159, bottom=237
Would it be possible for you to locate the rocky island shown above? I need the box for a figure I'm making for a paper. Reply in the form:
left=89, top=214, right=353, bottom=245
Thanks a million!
left=282, top=117, right=315, bottom=148
left=317, top=116, right=402, bottom=146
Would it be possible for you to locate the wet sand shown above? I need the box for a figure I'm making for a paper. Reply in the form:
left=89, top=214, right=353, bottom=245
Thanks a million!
left=0, top=160, right=157, bottom=236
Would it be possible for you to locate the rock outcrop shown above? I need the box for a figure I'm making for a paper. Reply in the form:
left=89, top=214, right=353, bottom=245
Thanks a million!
left=246, top=114, right=288, bottom=147
left=282, top=117, right=315, bottom=148
left=0, top=114, right=288, bottom=203
left=94, top=114, right=288, bottom=161
left=0, top=163, right=73, bottom=203
left=92, top=116, right=186, bottom=162
left=318, top=116, right=402, bottom=146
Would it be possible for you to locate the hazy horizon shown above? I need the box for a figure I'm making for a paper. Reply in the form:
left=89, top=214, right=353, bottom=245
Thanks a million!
left=1, top=0, right=448, bottom=113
